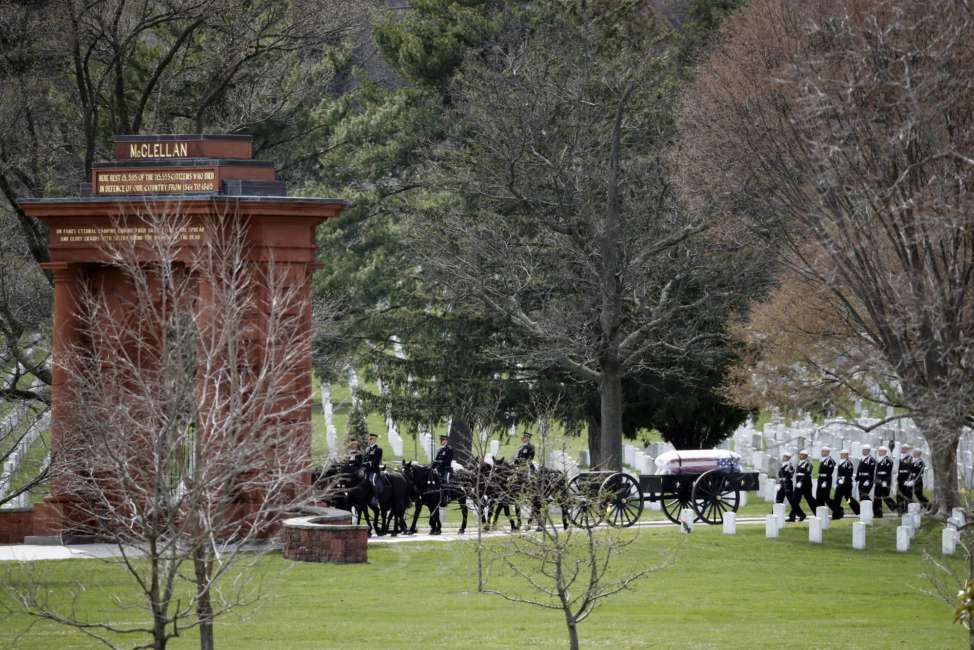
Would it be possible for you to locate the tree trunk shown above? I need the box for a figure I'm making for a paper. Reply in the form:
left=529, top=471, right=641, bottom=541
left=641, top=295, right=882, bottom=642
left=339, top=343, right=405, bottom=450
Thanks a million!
left=600, top=365, right=624, bottom=471
left=586, top=413, right=602, bottom=469
left=928, top=430, right=962, bottom=517
left=194, top=546, right=215, bottom=650
left=565, top=615, right=580, bottom=650
left=449, top=418, right=473, bottom=463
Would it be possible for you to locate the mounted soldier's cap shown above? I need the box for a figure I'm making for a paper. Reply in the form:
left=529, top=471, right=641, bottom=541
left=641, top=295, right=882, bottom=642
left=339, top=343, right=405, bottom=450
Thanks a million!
left=521, top=431, right=532, bottom=439
left=878, top=445, right=889, bottom=453
left=840, top=449, right=850, bottom=456
left=862, top=444, right=872, bottom=451
left=368, top=432, right=378, bottom=439
left=901, top=443, right=912, bottom=451
left=820, top=446, right=831, bottom=452
left=799, top=449, right=809, bottom=457
left=781, top=451, right=792, bottom=459
left=439, top=433, right=450, bottom=441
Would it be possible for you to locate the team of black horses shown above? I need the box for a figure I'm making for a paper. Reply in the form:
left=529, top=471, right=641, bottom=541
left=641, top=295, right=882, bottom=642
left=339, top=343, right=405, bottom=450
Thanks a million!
left=312, top=458, right=572, bottom=537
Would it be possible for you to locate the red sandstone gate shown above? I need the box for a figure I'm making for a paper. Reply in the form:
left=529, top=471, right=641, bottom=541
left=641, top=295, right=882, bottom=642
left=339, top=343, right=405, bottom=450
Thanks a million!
left=5, top=134, right=345, bottom=543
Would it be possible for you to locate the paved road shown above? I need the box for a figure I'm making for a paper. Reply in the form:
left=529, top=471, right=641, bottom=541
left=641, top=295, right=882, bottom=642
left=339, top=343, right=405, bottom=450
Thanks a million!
left=0, top=516, right=771, bottom=561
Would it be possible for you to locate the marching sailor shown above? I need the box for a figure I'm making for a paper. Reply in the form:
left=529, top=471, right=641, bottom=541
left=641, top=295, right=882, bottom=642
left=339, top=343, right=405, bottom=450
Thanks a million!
left=873, top=445, right=894, bottom=517
left=909, top=448, right=929, bottom=508
left=856, top=444, right=876, bottom=511
left=816, top=446, right=836, bottom=511
left=896, top=444, right=914, bottom=514
left=776, top=451, right=803, bottom=522
left=514, top=431, right=536, bottom=469
left=832, top=449, right=857, bottom=519
left=794, top=449, right=815, bottom=518
left=364, top=432, right=385, bottom=498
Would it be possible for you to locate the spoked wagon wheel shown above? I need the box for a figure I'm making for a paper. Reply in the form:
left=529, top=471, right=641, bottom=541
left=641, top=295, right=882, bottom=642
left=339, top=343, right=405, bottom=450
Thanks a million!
left=659, top=492, right=688, bottom=525
left=691, top=470, right=740, bottom=525
left=601, top=473, right=643, bottom=527
left=567, top=475, right=605, bottom=529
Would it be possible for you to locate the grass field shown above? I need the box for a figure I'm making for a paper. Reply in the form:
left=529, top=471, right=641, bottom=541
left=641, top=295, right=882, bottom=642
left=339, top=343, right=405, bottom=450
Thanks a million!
left=0, top=517, right=966, bottom=649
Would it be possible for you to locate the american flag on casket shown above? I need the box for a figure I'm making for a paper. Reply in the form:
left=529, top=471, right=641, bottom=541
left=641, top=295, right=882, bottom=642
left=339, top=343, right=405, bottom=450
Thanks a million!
left=654, top=450, right=741, bottom=475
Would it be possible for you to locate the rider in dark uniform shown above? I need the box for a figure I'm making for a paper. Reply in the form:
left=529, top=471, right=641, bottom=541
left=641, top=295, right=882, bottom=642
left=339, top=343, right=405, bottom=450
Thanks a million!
left=514, top=431, right=536, bottom=469
left=832, top=449, right=857, bottom=518
left=873, top=446, right=894, bottom=517
left=364, top=432, right=384, bottom=498
left=817, top=446, right=835, bottom=512
left=432, top=434, right=454, bottom=506
left=432, top=434, right=454, bottom=483
left=896, top=444, right=913, bottom=514
left=346, top=436, right=364, bottom=470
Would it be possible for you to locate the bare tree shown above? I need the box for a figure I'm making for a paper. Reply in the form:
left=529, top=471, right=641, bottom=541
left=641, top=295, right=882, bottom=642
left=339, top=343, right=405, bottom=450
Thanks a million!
left=483, top=425, right=677, bottom=650
left=414, top=2, right=728, bottom=471
left=9, top=208, right=317, bottom=650
left=678, top=0, right=974, bottom=514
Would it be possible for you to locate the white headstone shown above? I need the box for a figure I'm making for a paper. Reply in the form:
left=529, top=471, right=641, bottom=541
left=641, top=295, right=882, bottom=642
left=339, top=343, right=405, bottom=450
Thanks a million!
left=816, top=505, right=830, bottom=530
left=908, top=502, right=921, bottom=515
left=860, top=506, right=874, bottom=526
left=765, top=514, right=779, bottom=538
left=764, top=481, right=776, bottom=502
left=808, top=516, right=822, bottom=544
left=648, top=499, right=662, bottom=511
left=852, top=521, right=866, bottom=550
left=679, top=508, right=695, bottom=533
left=489, top=439, right=500, bottom=457
left=723, top=511, right=737, bottom=535
left=772, top=502, right=786, bottom=528
left=952, top=508, right=967, bottom=527
left=738, top=491, right=748, bottom=508
left=896, top=526, right=910, bottom=552
left=943, top=527, right=958, bottom=555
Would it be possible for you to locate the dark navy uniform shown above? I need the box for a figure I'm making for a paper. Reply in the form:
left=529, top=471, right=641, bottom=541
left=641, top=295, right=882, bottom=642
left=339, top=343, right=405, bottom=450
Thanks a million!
left=817, top=455, right=835, bottom=509
left=910, top=456, right=929, bottom=506
left=347, top=447, right=363, bottom=471
left=433, top=441, right=454, bottom=484
left=776, top=461, right=804, bottom=520
left=873, top=454, right=894, bottom=516
left=364, top=441, right=384, bottom=496
left=793, top=458, right=814, bottom=519
left=364, top=442, right=383, bottom=473
left=515, top=441, right=535, bottom=467
left=896, top=454, right=914, bottom=513
left=832, top=457, right=857, bottom=518
left=856, top=453, right=876, bottom=509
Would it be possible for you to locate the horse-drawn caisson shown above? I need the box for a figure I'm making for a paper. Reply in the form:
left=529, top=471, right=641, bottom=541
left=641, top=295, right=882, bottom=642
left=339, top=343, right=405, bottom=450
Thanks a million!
left=313, top=445, right=758, bottom=536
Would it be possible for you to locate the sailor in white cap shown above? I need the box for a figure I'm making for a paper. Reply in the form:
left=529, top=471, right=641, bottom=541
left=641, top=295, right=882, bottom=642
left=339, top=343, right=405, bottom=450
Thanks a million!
left=896, top=443, right=914, bottom=513
left=817, top=446, right=836, bottom=513
left=832, top=449, right=857, bottom=518
left=775, top=451, right=797, bottom=518
left=872, top=446, right=895, bottom=517
left=792, top=449, right=814, bottom=520
left=855, top=443, right=876, bottom=509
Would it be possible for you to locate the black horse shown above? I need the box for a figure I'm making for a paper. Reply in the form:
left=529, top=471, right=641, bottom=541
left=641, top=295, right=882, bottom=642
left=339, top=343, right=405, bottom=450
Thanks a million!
left=402, top=460, right=497, bottom=535
left=314, top=462, right=410, bottom=536
left=487, top=458, right=571, bottom=531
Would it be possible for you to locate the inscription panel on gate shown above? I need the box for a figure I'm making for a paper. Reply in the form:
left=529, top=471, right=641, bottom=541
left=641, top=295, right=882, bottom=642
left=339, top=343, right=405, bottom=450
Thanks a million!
left=94, top=168, right=218, bottom=195
left=54, top=225, right=205, bottom=244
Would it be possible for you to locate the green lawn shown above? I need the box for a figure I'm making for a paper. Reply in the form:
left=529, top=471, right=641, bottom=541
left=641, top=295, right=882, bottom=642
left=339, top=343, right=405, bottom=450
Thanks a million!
left=0, top=518, right=965, bottom=649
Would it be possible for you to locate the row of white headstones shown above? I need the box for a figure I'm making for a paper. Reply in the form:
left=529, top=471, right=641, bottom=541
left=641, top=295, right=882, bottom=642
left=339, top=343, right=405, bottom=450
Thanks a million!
left=676, top=501, right=962, bottom=555
left=0, top=349, right=51, bottom=510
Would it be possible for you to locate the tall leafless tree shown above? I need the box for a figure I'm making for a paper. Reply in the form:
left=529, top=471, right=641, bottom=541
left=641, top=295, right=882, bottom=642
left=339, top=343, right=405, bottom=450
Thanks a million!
left=678, top=0, right=974, bottom=514
left=10, top=208, right=318, bottom=650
